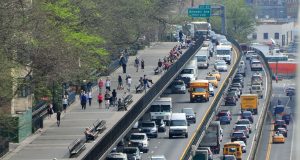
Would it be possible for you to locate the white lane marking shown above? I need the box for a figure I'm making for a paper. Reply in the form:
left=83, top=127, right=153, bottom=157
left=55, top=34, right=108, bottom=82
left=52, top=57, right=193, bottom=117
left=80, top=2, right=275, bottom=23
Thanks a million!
left=247, top=133, right=256, bottom=160
left=290, top=119, right=296, bottom=160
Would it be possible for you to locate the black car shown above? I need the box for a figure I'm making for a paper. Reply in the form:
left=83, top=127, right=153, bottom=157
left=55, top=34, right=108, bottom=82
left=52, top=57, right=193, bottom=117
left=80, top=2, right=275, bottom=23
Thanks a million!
left=153, top=119, right=166, bottom=132
left=232, top=78, right=244, bottom=87
left=231, top=132, right=247, bottom=144
left=182, top=108, right=196, bottom=123
left=234, top=74, right=244, bottom=80
left=225, top=92, right=237, bottom=106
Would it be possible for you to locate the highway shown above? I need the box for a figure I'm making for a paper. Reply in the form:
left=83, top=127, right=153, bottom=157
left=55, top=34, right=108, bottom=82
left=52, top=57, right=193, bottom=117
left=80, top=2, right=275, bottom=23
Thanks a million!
left=266, top=80, right=295, bottom=160
left=213, top=56, right=269, bottom=160
left=137, top=47, right=239, bottom=159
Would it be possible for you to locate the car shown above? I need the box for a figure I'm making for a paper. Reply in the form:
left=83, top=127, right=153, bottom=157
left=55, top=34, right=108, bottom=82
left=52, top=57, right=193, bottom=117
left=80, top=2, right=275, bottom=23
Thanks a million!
left=273, top=133, right=285, bottom=143
left=209, top=83, right=214, bottom=96
left=250, top=84, right=263, bottom=98
left=231, top=131, right=247, bottom=144
left=233, top=125, right=250, bottom=138
left=236, top=119, right=252, bottom=133
left=214, top=60, right=228, bottom=72
left=206, top=76, right=218, bottom=88
left=107, top=152, right=128, bottom=160
left=274, top=120, right=287, bottom=130
left=230, top=83, right=243, bottom=92
left=220, top=155, right=237, bottom=160
left=151, top=155, right=167, bottom=160
left=251, top=59, right=263, bottom=71
left=227, top=90, right=239, bottom=101
left=182, top=108, right=196, bottom=123
left=197, top=147, right=213, bottom=160
left=140, top=121, right=158, bottom=138
left=219, top=116, right=231, bottom=125
left=232, top=77, right=244, bottom=87
left=276, top=127, right=288, bottom=137
left=209, top=70, right=221, bottom=81
left=234, top=141, right=246, bottom=153
left=171, top=79, right=186, bottom=94
left=251, top=73, right=263, bottom=85
left=217, top=110, right=232, bottom=120
left=225, top=92, right=237, bottom=106
left=245, top=50, right=255, bottom=60
left=122, top=147, right=141, bottom=160
left=285, top=87, right=295, bottom=96
left=241, top=111, right=254, bottom=123
left=153, top=119, right=166, bottom=132
left=128, top=133, right=149, bottom=152
left=234, top=73, right=244, bottom=80
left=228, top=87, right=241, bottom=97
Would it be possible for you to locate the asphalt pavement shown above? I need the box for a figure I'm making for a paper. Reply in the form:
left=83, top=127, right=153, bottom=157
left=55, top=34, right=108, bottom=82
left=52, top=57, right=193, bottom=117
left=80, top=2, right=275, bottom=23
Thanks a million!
left=2, top=42, right=180, bottom=160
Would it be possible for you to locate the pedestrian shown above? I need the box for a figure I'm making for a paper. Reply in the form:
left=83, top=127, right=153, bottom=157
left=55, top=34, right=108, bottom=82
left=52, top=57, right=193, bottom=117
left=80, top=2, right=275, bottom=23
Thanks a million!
left=179, top=30, right=183, bottom=42
left=47, top=103, right=54, bottom=118
left=105, top=99, right=110, bottom=109
left=112, top=89, right=117, bottom=106
left=104, top=91, right=111, bottom=109
left=134, top=57, right=140, bottom=72
left=88, top=91, right=92, bottom=106
left=105, top=76, right=111, bottom=91
left=117, top=98, right=123, bottom=111
left=118, top=75, right=124, bottom=90
left=97, top=93, right=103, bottom=108
left=143, top=75, right=150, bottom=92
left=56, top=110, right=61, bottom=127
left=62, top=95, right=68, bottom=113
left=126, top=75, right=132, bottom=92
left=98, top=78, right=104, bottom=93
left=158, top=59, right=163, bottom=72
left=80, top=92, right=87, bottom=110
left=119, top=54, right=127, bottom=73
left=141, top=59, right=145, bottom=72
left=275, top=75, right=278, bottom=83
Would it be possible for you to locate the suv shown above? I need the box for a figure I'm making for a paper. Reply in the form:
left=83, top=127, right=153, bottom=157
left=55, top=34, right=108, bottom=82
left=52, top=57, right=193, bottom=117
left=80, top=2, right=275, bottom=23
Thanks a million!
left=122, top=147, right=141, bottom=160
left=236, top=119, right=252, bottom=133
left=250, top=84, right=263, bottom=98
left=225, top=92, right=238, bottom=106
left=228, top=87, right=241, bottom=97
left=128, top=133, right=149, bottom=153
left=217, top=110, right=232, bottom=120
left=140, top=121, right=158, bottom=138
left=231, top=132, right=247, bottom=144
left=182, top=108, right=196, bottom=124
left=197, top=147, right=213, bottom=160
left=241, top=111, right=254, bottom=123
left=233, top=125, right=250, bottom=138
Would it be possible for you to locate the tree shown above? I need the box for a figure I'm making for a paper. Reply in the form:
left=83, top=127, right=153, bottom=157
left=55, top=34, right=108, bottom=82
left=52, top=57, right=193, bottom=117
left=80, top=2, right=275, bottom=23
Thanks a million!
left=210, top=0, right=256, bottom=42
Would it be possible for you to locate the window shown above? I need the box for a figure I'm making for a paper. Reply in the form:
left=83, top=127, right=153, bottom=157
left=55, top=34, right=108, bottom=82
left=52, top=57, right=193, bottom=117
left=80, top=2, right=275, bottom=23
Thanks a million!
left=252, top=33, right=257, bottom=39
left=263, top=33, right=268, bottom=39
left=275, top=33, right=279, bottom=39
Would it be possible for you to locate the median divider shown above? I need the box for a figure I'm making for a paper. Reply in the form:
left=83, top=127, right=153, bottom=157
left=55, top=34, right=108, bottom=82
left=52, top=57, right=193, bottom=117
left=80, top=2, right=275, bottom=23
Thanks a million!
left=247, top=46, right=273, bottom=160
left=82, top=38, right=205, bottom=160
left=180, top=36, right=242, bottom=160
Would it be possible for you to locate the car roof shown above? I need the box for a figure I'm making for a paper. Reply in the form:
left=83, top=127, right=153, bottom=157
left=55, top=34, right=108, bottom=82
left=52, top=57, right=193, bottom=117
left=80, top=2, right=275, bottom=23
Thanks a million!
left=131, top=133, right=146, bottom=136
left=238, top=119, right=250, bottom=122
left=243, top=111, right=252, bottom=114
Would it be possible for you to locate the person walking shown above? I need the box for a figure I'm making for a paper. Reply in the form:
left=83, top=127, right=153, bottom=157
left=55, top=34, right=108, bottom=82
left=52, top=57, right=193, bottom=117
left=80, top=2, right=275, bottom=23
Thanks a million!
left=112, top=89, right=117, bottom=106
left=62, top=95, right=68, bottom=113
left=104, top=91, right=111, bottom=109
left=80, top=92, right=87, bottom=110
left=141, top=59, right=145, bottom=72
left=134, top=57, right=140, bottom=72
left=47, top=103, right=54, bottom=118
left=158, top=59, right=163, bottom=72
left=105, top=76, right=111, bottom=91
left=56, top=110, right=61, bottom=127
left=179, top=30, right=183, bottom=42
left=126, top=75, right=132, bottom=92
left=98, top=78, right=104, bottom=93
left=119, top=54, right=127, bottom=73
left=97, top=93, right=103, bottom=108
left=88, top=91, right=92, bottom=106
left=117, top=75, right=124, bottom=90
left=143, top=75, right=150, bottom=92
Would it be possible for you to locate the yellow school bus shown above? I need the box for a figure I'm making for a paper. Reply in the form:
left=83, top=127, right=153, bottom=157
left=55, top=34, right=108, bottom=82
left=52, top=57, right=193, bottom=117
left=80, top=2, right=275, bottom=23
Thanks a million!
left=223, top=142, right=242, bottom=160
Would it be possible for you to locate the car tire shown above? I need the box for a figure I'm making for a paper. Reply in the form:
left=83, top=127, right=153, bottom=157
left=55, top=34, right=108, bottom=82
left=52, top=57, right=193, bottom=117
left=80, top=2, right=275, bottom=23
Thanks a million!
left=185, top=133, right=188, bottom=138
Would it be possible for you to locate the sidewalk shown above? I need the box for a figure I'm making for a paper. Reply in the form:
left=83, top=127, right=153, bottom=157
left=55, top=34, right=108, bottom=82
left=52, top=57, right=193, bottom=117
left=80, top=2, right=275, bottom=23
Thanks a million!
left=1, top=42, right=180, bottom=160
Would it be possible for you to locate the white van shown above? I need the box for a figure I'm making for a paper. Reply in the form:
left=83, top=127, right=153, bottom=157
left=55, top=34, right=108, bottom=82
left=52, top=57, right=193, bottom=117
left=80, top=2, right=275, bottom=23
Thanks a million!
left=237, top=60, right=246, bottom=76
left=216, top=45, right=232, bottom=64
left=180, top=59, right=198, bottom=84
left=150, top=97, right=172, bottom=125
left=169, top=113, right=188, bottom=138
left=195, top=51, right=209, bottom=69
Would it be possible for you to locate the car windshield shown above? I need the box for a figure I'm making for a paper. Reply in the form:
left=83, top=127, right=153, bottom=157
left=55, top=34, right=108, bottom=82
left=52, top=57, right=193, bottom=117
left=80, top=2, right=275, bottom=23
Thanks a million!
left=251, top=61, right=260, bottom=65
left=206, top=76, right=216, bottom=80
left=130, top=135, right=145, bottom=140
left=181, top=69, right=194, bottom=74
left=220, top=116, right=229, bottom=120
left=235, top=126, right=247, bottom=130
left=252, top=86, right=261, bottom=90
left=243, top=112, right=252, bottom=117
left=173, top=81, right=184, bottom=86
left=216, top=61, right=226, bottom=65
left=217, top=50, right=230, bottom=55
left=161, top=105, right=171, bottom=112
left=218, top=112, right=227, bottom=117
left=183, top=109, right=194, bottom=114
left=142, top=123, right=155, bottom=127
left=237, top=120, right=250, bottom=124
left=276, top=121, right=285, bottom=125
left=170, top=120, right=187, bottom=126
left=232, top=132, right=244, bottom=137
left=197, top=56, right=207, bottom=61
left=227, top=92, right=236, bottom=96
left=192, top=88, right=206, bottom=92
left=123, top=148, right=137, bottom=154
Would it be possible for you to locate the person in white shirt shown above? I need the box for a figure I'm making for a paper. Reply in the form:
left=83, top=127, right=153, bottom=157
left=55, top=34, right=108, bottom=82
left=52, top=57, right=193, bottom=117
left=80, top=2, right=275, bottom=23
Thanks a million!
left=88, top=91, right=92, bottom=106
left=62, top=95, right=68, bottom=113
left=126, top=75, right=132, bottom=92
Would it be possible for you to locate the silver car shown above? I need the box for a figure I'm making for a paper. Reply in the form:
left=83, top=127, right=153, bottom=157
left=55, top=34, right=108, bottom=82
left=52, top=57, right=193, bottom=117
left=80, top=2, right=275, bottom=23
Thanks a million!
left=214, top=60, right=228, bottom=72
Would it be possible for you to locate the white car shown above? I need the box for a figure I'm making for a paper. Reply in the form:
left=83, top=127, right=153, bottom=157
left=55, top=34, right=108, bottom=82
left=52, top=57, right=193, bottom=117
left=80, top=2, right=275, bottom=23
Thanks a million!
left=214, top=60, right=228, bottom=72
left=128, top=133, right=149, bottom=153
left=234, top=141, right=246, bottom=153
left=151, top=155, right=167, bottom=160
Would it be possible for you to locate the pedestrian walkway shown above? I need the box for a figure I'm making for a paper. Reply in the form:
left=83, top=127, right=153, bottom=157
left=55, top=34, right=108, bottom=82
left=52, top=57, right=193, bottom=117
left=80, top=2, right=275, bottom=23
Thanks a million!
left=2, top=42, right=180, bottom=160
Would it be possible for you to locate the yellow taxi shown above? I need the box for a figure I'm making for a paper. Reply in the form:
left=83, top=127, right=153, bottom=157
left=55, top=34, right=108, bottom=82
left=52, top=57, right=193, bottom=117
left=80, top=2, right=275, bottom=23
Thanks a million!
left=208, top=70, right=221, bottom=81
left=273, top=133, right=285, bottom=143
left=206, top=76, right=218, bottom=88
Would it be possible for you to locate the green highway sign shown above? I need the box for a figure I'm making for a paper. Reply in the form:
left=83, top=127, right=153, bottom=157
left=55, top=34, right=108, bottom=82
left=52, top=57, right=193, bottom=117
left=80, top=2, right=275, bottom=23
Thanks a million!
left=188, top=7, right=211, bottom=18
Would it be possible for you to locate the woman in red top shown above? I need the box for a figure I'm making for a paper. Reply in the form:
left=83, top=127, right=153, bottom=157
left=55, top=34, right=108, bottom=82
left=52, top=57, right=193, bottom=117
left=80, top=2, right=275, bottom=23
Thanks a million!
left=97, top=93, right=103, bottom=108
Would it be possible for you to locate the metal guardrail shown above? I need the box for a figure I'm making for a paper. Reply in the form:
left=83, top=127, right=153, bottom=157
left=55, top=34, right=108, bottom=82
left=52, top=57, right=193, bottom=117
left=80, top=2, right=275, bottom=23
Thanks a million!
left=82, top=38, right=205, bottom=160
left=247, top=46, right=273, bottom=160
left=181, top=37, right=242, bottom=160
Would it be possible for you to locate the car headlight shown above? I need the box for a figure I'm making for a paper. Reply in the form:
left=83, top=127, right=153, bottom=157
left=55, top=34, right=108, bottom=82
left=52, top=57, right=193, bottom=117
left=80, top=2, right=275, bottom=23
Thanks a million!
left=192, top=95, right=195, bottom=97
left=151, top=128, right=157, bottom=132
left=128, top=142, right=131, bottom=145
left=181, top=86, right=186, bottom=90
